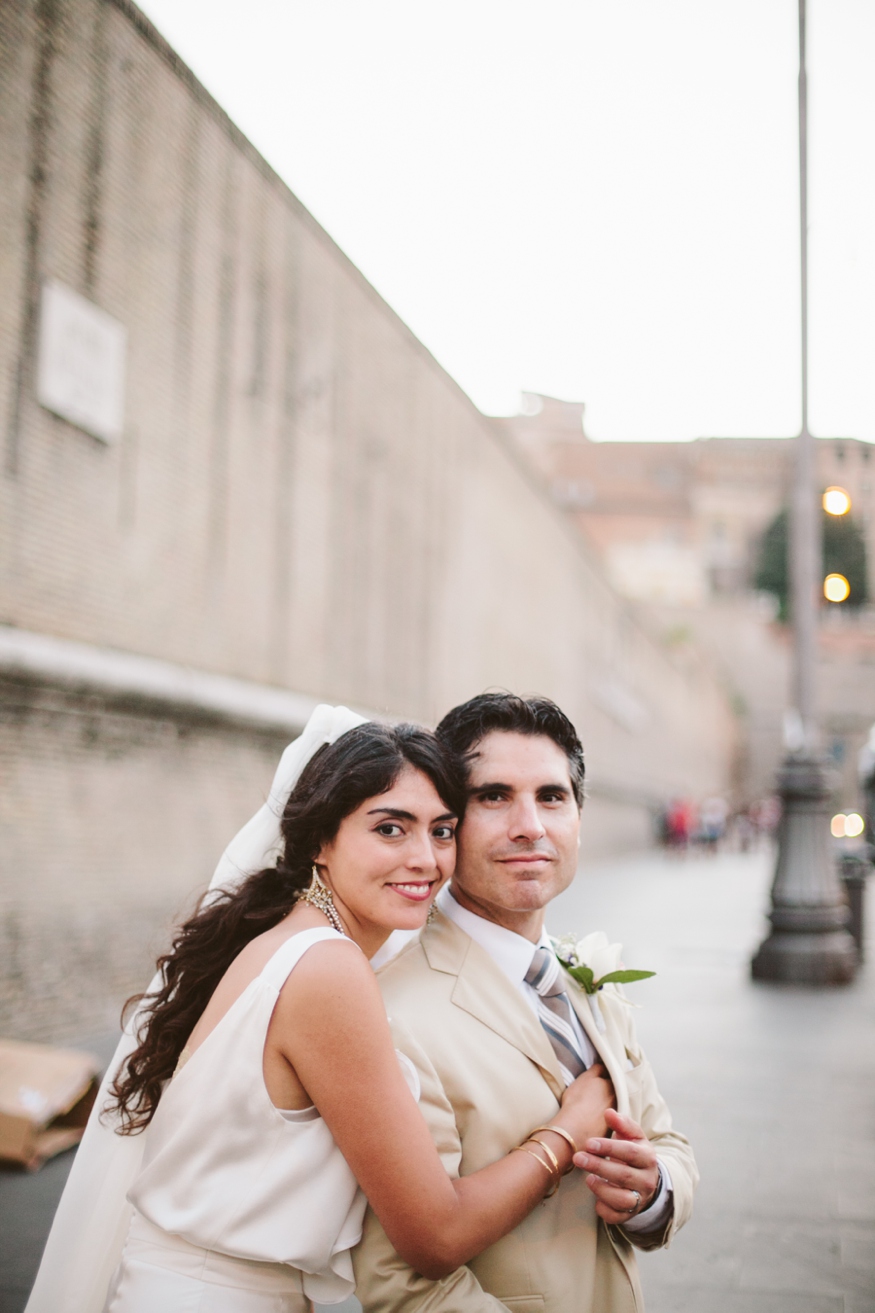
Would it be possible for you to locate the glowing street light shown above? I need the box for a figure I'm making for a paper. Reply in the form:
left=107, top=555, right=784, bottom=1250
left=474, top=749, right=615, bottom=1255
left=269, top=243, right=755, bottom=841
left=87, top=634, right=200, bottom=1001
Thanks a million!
left=831, top=813, right=865, bottom=838
left=824, top=573, right=850, bottom=603
left=823, top=486, right=851, bottom=516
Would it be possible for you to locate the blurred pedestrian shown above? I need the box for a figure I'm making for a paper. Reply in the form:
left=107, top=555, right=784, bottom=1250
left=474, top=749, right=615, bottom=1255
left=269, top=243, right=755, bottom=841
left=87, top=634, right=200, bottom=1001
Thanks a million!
left=734, top=809, right=755, bottom=853
left=665, top=798, right=694, bottom=852
left=699, top=797, right=728, bottom=852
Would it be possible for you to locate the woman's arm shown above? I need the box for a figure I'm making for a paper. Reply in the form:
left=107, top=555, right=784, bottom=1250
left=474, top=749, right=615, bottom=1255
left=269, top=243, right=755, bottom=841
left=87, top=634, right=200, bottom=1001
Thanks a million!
left=272, top=941, right=612, bottom=1280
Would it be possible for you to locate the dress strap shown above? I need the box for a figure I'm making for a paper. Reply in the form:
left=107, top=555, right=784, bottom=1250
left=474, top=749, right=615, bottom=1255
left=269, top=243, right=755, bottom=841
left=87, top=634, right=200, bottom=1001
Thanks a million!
left=259, top=926, right=351, bottom=992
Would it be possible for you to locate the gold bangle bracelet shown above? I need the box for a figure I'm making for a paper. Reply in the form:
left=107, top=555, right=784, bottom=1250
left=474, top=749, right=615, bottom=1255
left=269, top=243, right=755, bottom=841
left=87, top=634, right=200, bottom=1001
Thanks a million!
left=527, top=1136, right=561, bottom=1178
left=530, top=1125, right=580, bottom=1156
left=513, top=1145, right=560, bottom=1198
left=513, top=1144, right=553, bottom=1176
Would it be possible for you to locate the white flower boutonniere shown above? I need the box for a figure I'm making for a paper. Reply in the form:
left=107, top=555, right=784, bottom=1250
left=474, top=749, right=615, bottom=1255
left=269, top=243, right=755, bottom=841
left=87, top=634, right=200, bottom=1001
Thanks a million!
left=552, top=931, right=655, bottom=1031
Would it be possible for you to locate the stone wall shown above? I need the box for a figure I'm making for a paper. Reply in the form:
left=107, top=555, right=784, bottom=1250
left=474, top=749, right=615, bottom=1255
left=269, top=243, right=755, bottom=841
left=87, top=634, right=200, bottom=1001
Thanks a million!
left=0, top=673, right=292, bottom=1042
left=0, top=0, right=737, bottom=1043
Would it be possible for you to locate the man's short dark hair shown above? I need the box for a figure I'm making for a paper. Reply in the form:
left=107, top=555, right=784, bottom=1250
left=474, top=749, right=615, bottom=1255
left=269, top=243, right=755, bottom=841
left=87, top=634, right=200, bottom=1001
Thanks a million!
left=435, top=693, right=585, bottom=807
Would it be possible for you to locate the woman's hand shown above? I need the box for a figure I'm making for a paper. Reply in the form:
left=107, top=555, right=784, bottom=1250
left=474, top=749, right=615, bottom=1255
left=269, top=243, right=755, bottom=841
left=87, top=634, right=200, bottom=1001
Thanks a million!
left=550, top=1063, right=615, bottom=1152
left=517, top=1066, right=614, bottom=1183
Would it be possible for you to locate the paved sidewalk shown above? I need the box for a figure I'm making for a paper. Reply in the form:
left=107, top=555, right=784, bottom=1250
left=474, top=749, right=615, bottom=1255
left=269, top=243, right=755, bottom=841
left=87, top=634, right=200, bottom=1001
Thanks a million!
left=550, top=846, right=875, bottom=1313
left=2, top=848, right=873, bottom=1313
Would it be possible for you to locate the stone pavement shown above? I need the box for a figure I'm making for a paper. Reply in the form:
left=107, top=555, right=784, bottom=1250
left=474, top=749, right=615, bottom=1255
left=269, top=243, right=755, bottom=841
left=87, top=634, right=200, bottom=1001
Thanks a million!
left=1, top=847, right=873, bottom=1313
left=550, top=846, right=875, bottom=1313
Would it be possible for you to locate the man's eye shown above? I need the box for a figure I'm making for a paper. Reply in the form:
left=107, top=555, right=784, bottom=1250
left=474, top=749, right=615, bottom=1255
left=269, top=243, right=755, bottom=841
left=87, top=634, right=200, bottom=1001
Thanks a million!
left=481, top=792, right=505, bottom=803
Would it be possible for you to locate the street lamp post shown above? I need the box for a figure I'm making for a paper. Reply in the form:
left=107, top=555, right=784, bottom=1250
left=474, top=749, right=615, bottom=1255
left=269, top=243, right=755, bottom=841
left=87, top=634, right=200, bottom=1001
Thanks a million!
left=750, top=0, right=857, bottom=984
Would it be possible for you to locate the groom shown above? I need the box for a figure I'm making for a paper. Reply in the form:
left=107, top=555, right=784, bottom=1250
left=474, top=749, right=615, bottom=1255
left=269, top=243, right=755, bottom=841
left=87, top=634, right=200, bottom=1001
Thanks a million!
left=354, top=693, right=697, bottom=1312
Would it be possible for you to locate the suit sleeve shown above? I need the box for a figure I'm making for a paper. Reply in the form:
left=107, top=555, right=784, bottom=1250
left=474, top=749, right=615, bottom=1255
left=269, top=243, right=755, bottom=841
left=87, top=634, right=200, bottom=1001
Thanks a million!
left=353, top=1018, right=511, bottom=1313
left=606, top=991, right=699, bottom=1253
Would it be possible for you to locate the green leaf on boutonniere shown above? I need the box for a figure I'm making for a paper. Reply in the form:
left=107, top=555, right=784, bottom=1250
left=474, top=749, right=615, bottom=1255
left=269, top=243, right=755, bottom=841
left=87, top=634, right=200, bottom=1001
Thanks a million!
left=595, top=969, right=656, bottom=987
left=560, top=963, right=596, bottom=993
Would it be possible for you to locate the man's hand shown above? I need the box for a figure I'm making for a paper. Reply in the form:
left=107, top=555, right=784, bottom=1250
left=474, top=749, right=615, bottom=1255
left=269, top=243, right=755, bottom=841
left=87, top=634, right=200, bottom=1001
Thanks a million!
left=572, top=1108, right=660, bottom=1224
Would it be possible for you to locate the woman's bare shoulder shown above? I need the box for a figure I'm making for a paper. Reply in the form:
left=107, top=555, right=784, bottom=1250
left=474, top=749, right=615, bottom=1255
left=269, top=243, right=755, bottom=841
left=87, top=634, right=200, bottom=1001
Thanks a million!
left=279, top=932, right=375, bottom=997
left=274, top=937, right=391, bottom=1050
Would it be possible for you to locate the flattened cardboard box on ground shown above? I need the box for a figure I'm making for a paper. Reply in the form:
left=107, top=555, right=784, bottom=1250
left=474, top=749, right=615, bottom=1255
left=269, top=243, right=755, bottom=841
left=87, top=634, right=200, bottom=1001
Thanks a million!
left=0, top=1038, right=101, bottom=1170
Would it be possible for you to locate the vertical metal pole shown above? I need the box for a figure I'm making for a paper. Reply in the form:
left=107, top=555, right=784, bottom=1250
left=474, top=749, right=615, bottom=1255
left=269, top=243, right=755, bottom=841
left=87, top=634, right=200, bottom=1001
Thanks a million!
left=751, top=0, right=856, bottom=984
left=790, top=0, right=819, bottom=748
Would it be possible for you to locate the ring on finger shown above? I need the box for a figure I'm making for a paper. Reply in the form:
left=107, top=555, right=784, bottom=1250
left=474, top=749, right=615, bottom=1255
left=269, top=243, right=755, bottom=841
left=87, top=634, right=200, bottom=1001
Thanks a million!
left=626, top=1190, right=641, bottom=1214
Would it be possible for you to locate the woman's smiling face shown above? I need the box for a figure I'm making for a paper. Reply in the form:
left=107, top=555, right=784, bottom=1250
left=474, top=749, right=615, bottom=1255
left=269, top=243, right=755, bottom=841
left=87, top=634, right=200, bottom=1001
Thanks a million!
left=314, top=765, right=457, bottom=950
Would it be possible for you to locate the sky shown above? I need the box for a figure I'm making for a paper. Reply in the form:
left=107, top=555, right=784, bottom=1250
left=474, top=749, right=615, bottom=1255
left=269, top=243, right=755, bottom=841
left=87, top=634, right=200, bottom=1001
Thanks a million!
left=136, top=0, right=875, bottom=442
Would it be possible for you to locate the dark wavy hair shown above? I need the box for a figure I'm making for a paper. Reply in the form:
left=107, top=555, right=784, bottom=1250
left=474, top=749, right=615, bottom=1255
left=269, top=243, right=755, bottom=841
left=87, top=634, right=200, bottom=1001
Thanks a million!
left=107, top=722, right=465, bottom=1133
left=436, top=692, right=585, bottom=805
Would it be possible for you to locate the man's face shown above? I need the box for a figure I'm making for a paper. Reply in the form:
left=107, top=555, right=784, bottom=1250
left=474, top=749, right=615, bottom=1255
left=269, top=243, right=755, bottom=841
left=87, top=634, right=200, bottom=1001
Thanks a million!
left=451, top=730, right=581, bottom=938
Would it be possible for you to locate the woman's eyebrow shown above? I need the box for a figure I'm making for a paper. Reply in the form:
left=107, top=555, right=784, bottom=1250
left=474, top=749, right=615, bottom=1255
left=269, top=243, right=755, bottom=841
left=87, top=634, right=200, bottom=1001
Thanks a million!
left=366, top=807, right=458, bottom=822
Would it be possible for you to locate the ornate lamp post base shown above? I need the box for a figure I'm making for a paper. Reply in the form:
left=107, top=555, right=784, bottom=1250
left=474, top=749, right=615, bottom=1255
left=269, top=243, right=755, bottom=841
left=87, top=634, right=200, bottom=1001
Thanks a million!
left=751, top=754, right=857, bottom=985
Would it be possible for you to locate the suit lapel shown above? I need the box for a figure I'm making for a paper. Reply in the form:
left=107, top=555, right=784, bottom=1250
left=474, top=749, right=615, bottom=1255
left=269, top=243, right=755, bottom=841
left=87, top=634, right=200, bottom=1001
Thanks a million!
left=422, top=912, right=566, bottom=1105
left=564, top=974, right=630, bottom=1116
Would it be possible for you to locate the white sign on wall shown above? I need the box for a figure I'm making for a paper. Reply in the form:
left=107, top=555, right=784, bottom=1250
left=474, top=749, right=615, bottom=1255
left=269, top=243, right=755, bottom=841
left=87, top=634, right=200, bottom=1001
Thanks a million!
left=36, top=279, right=127, bottom=444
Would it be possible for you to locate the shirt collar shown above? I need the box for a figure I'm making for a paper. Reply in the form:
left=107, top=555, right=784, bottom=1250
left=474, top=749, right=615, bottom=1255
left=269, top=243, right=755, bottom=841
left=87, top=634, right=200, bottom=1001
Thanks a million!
left=436, top=885, right=551, bottom=989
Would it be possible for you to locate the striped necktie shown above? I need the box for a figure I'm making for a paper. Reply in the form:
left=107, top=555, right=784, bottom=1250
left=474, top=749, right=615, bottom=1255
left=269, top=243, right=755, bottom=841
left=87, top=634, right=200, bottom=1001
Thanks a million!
left=524, top=946, right=588, bottom=1085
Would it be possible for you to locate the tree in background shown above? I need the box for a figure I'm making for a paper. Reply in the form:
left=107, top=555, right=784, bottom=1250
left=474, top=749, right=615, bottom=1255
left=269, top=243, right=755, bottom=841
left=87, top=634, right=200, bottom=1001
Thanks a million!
left=755, top=507, right=868, bottom=622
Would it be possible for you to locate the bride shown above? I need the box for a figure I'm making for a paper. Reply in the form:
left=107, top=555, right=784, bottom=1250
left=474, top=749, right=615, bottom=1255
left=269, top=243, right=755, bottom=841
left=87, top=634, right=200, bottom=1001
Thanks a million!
left=26, top=707, right=613, bottom=1313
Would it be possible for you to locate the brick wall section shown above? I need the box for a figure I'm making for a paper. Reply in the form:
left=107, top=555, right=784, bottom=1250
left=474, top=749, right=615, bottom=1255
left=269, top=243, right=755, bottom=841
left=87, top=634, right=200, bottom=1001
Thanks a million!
left=0, top=0, right=738, bottom=1041
left=0, top=675, right=289, bottom=1042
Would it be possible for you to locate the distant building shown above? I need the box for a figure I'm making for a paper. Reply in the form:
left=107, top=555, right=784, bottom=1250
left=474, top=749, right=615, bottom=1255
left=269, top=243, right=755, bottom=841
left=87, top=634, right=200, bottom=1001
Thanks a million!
left=497, top=394, right=875, bottom=803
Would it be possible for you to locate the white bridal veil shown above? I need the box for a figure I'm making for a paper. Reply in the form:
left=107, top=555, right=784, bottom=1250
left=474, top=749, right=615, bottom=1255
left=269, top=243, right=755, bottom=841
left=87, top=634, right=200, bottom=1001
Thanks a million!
left=25, top=704, right=367, bottom=1313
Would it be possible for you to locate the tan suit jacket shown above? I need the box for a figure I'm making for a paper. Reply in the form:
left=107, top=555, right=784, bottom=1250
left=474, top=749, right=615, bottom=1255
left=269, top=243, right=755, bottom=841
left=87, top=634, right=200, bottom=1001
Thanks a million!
left=353, top=911, right=697, bottom=1313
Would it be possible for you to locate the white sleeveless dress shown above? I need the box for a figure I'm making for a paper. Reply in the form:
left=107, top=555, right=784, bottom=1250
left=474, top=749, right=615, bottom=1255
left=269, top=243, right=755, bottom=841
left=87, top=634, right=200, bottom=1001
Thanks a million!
left=104, top=927, right=415, bottom=1312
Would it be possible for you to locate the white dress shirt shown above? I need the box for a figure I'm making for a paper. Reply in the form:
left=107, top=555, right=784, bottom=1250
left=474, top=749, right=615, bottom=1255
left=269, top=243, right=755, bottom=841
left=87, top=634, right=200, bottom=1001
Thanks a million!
left=436, top=885, right=673, bottom=1234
